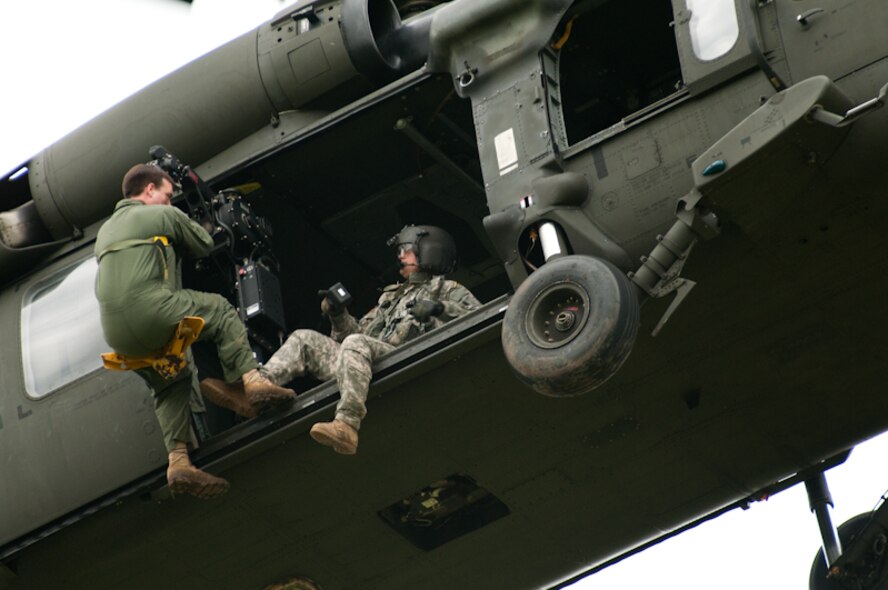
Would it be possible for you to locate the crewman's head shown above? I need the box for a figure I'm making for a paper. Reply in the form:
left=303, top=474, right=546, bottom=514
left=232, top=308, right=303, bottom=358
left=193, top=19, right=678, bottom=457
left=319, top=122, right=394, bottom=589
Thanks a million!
left=122, top=164, right=175, bottom=206
left=388, top=225, right=457, bottom=279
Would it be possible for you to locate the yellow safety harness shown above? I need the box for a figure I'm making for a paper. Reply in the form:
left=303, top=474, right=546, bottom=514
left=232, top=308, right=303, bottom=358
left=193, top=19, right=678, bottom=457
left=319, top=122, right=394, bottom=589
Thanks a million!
left=101, top=316, right=205, bottom=380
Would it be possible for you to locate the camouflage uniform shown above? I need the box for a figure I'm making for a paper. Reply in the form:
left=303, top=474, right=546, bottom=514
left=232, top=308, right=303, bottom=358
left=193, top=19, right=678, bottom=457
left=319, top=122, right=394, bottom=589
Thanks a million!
left=95, top=199, right=258, bottom=451
left=262, top=272, right=480, bottom=430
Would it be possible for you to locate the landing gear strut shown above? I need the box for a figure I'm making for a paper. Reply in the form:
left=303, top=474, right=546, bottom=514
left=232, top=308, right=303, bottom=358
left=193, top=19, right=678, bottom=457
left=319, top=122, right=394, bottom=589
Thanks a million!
left=807, top=473, right=843, bottom=570
left=807, top=472, right=888, bottom=590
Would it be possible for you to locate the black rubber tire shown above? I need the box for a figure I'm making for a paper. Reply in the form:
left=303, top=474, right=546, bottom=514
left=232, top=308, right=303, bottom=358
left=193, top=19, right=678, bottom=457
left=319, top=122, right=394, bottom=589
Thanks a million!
left=501, top=255, right=640, bottom=397
left=809, top=513, right=886, bottom=590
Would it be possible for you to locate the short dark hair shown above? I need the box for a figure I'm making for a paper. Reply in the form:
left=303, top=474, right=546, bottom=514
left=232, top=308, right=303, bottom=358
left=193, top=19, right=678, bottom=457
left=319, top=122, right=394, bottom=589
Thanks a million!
left=122, top=164, right=174, bottom=198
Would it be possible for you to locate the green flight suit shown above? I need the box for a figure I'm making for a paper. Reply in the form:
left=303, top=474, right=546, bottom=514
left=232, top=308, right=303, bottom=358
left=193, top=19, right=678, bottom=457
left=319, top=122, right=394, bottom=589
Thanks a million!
left=95, top=199, right=258, bottom=451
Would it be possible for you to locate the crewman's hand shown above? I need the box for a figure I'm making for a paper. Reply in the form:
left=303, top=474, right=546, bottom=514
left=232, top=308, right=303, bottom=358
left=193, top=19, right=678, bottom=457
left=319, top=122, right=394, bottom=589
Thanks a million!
left=407, top=299, right=444, bottom=323
left=318, top=290, right=346, bottom=316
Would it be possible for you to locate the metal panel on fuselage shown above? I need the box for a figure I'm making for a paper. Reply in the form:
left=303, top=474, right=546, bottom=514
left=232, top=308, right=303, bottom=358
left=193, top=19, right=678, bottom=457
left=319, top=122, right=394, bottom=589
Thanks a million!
left=559, top=70, right=777, bottom=263
left=0, top=246, right=166, bottom=551
left=776, top=0, right=888, bottom=85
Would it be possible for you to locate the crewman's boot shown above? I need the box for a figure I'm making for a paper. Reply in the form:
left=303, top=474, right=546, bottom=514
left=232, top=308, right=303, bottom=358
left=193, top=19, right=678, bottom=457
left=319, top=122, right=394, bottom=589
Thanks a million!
left=242, top=369, right=297, bottom=412
left=167, top=446, right=229, bottom=499
left=199, top=378, right=257, bottom=418
left=309, top=419, right=358, bottom=455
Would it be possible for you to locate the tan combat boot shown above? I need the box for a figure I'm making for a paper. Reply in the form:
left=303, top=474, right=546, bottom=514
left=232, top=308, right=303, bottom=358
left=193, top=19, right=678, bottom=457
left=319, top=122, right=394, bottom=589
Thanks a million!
left=242, top=369, right=297, bottom=412
left=309, top=419, right=358, bottom=455
left=199, top=378, right=257, bottom=418
left=167, top=446, right=229, bottom=499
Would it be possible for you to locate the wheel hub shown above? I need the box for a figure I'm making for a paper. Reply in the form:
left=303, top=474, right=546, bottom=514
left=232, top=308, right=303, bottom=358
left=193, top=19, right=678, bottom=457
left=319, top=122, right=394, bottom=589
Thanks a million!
left=525, top=281, right=591, bottom=349
left=554, top=310, right=576, bottom=332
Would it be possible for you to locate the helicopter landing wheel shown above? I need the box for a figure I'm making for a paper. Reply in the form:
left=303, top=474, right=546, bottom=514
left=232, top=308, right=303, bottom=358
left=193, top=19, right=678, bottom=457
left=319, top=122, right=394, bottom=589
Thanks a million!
left=501, top=255, right=640, bottom=397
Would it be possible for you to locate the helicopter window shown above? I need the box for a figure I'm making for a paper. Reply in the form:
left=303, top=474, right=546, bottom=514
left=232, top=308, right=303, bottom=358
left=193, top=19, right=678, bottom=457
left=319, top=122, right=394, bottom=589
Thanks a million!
left=686, top=0, right=739, bottom=61
left=21, top=257, right=109, bottom=398
left=557, top=0, right=683, bottom=145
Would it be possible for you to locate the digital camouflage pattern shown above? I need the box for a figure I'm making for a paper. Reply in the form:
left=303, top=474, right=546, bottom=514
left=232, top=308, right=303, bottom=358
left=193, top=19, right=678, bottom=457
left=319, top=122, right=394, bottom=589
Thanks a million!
left=263, top=331, right=394, bottom=429
left=330, top=272, right=480, bottom=346
left=262, top=271, right=480, bottom=429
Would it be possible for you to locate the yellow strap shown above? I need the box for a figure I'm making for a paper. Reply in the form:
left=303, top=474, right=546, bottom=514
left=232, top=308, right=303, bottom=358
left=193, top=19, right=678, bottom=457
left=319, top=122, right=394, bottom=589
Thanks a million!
left=102, top=316, right=205, bottom=380
left=551, top=16, right=576, bottom=50
left=97, top=235, right=170, bottom=279
left=97, top=235, right=170, bottom=259
left=150, top=236, right=170, bottom=280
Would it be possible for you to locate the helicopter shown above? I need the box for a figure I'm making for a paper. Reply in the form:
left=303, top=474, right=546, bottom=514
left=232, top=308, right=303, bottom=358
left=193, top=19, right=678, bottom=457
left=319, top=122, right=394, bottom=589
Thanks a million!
left=2, top=0, right=888, bottom=588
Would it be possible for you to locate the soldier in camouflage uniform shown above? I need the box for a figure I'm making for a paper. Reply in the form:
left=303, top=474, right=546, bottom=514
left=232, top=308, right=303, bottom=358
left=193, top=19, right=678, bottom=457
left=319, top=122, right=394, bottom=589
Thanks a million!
left=201, top=225, right=480, bottom=455
left=95, top=164, right=295, bottom=499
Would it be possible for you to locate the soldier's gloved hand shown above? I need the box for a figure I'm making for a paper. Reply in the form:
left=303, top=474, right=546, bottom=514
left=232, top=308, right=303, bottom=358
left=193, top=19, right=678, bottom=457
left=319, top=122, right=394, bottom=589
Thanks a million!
left=407, top=299, right=444, bottom=323
left=318, top=290, right=346, bottom=316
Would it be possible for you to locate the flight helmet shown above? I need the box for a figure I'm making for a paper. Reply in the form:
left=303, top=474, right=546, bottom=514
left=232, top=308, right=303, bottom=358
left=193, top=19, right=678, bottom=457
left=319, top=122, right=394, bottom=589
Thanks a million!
left=387, top=225, right=457, bottom=275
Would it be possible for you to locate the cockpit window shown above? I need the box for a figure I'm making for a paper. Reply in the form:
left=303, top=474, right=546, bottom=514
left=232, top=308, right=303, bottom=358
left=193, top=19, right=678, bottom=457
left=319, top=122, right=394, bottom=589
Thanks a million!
left=686, top=0, right=740, bottom=61
left=21, top=257, right=109, bottom=398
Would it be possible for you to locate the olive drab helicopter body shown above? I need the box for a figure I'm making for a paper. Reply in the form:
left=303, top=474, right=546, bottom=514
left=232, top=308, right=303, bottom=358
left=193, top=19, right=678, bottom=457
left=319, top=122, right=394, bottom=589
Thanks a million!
left=2, top=0, right=888, bottom=588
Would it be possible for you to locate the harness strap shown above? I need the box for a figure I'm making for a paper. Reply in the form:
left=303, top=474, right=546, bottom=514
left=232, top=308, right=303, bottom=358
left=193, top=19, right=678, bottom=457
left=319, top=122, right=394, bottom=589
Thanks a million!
left=97, top=235, right=170, bottom=279
left=101, top=316, right=204, bottom=380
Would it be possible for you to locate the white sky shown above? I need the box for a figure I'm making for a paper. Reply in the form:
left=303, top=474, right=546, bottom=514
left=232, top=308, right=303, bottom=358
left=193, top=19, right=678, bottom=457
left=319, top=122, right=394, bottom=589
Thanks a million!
left=0, top=0, right=281, bottom=175
left=2, top=2, right=888, bottom=589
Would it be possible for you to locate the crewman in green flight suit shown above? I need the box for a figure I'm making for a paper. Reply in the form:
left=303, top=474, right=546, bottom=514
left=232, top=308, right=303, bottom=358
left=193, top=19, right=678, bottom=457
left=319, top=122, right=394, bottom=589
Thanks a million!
left=95, top=163, right=296, bottom=499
